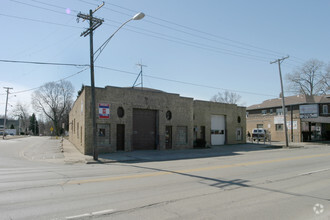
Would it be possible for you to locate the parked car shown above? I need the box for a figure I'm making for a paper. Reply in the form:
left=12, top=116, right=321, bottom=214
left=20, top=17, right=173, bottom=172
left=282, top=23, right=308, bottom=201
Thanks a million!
left=252, top=128, right=269, bottom=141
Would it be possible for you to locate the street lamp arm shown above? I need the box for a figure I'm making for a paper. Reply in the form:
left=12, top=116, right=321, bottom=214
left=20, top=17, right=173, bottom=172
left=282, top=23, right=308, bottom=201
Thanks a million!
left=93, top=12, right=145, bottom=62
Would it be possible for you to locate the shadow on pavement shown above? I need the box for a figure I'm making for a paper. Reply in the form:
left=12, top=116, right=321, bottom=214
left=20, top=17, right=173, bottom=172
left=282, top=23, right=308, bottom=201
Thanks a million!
left=94, top=143, right=284, bottom=164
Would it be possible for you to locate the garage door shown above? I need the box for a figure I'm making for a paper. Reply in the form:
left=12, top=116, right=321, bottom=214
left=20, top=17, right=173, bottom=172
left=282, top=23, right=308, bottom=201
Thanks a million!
left=133, top=109, right=157, bottom=150
left=211, top=115, right=226, bottom=145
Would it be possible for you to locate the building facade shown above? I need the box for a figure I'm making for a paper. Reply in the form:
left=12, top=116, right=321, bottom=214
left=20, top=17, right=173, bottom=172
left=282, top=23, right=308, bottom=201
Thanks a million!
left=246, top=94, right=330, bottom=142
left=69, top=86, right=246, bottom=155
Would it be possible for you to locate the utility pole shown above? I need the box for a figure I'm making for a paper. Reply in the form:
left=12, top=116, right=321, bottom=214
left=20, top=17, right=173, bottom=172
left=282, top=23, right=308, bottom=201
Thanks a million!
left=77, top=2, right=104, bottom=160
left=270, top=56, right=289, bottom=147
left=3, top=87, right=13, bottom=139
left=133, top=63, right=147, bottom=89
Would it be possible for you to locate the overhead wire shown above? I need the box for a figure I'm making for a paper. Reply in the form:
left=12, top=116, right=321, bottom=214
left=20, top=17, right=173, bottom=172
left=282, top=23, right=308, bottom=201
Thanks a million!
left=0, top=59, right=89, bottom=67
left=78, top=0, right=305, bottom=65
left=0, top=58, right=276, bottom=98
left=95, top=65, right=277, bottom=97
left=0, top=13, right=82, bottom=29
left=8, top=0, right=303, bottom=65
left=1, top=1, right=304, bottom=98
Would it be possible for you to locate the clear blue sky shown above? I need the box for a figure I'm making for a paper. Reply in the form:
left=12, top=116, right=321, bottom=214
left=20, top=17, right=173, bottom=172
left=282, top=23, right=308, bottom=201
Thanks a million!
left=1, top=0, right=330, bottom=116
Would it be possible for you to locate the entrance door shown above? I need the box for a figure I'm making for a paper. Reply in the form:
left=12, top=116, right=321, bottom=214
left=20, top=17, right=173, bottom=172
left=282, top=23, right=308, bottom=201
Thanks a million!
left=200, top=126, right=206, bottom=141
left=211, top=115, right=226, bottom=145
left=165, top=126, right=172, bottom=149
left=236, top=127, right=242, bottom=141
left=133, top=109, right=157, bottom=150
left=116, top=124, right=125, bottom=151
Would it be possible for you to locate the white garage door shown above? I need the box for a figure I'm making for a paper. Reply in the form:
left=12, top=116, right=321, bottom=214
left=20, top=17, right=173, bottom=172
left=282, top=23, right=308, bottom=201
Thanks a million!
left=211, top=115, right=225, bottom=145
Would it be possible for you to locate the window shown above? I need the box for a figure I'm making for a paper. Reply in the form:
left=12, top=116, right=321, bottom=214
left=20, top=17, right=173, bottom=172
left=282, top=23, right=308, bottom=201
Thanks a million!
left=323, top=105, right=329, bottom=114
left=275, top=124, right=283, bottom=131
left=237, top=116, right=241, bottom=123
left=77, top=123, right=79, bottom=138
left=176, top=126, right=187, bottom=145
left=166, top=111, right=172, bottom=120
left=96, top=124, right=111, bottom=146
left=257, top=124, right=263, bottom=128
left=261, top=110, right=267, bottom=115
left=269, top=109, right=273, bottom=114
left=276, top=108, right=288, bottom=115
left=117, top=107, right=125, bottom=118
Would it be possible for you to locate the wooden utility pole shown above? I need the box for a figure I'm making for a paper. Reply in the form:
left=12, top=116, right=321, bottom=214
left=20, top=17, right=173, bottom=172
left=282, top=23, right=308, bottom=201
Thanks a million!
left=3, top=87, right=13, bottom=139
left=77, top=3, right=104, bottom=160
left=270, top=56, right=289, bottom=147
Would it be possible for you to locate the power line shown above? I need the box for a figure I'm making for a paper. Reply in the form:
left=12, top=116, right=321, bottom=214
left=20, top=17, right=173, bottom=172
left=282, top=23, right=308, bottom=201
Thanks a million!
left=0, top=59, right=89, bottom=67
left=103, top=2, right=305, bottom=62
left=95, top=65, right=277, bottom=97
left=11, top=0, right=306, bottom=65
left=0, top=67, right=89, bottom=96
left=9, top=0, right=304, bottom=64
left=0, top=13, right=82, bottom=29
left=1, top=62, right=277, bottom=99
left=10, top=0, right=77, bottom=16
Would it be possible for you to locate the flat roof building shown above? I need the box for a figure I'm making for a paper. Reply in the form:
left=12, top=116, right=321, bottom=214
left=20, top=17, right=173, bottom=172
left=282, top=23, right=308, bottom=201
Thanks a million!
left=246, top=94, right=330, bottom=142
left=69, top=86, right=246, bottom=155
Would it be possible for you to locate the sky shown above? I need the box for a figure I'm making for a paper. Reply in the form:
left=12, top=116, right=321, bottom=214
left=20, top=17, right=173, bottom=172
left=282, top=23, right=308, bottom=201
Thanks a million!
left=1, top=0, right=330, bottom=117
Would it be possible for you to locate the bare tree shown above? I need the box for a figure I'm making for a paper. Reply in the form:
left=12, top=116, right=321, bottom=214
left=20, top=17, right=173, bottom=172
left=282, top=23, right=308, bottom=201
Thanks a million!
left=286, top=59, right=329, bottom=95
left=31, top=80, right=74, bottom=136
left=11, top=102, right=30, bottom=134
left=211, top=91, right=242, bottom=104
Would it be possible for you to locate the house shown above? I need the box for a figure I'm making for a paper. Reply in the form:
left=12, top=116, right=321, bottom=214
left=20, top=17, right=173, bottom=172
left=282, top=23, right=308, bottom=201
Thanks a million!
left=246, top=94, right=330, bottom=142
left=0, top=118, right=19, bottom=135
left=69, top=86, right=246, bottom=155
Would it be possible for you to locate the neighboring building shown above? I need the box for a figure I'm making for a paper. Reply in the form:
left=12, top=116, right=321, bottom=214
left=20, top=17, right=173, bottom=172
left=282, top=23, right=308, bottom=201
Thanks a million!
left=246, top=94, right=330, bottom=142
left=0, top=119, right=19, bottom=135
left=69, top=86, right=246, bottom=155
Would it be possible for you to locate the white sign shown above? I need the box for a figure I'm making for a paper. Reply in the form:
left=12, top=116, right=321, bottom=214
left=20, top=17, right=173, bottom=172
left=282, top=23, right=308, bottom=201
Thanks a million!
left=274, top=116, right=284, bottom=124
left=287, top=121, right=297, bottom=130
left=300, top=104, right=318, bottom=118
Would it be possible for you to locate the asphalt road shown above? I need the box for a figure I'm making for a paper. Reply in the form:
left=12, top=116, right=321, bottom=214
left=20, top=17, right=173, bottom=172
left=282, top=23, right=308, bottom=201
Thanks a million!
left=0, top=137, right=330, bottom=220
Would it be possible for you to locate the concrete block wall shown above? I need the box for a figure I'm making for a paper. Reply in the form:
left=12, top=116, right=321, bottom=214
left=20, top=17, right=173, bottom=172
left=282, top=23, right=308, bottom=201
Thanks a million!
left=69, top=86, right=247, bottom=155
left=69, top=88, right=86, bottom=154
left=193, top=100, right=246, bottom=145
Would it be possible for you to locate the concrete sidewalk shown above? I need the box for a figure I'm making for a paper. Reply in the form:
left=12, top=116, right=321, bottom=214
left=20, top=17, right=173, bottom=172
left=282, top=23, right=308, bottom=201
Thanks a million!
left=62, top=138, right=92, bottom=164
left=62, top=138, right=330, bottom=164
left=63, top=141, right=284, bottom=164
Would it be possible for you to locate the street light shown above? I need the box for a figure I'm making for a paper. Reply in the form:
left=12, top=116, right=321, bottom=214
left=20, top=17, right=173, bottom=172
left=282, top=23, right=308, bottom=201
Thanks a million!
left=90, top=12, right=145, bottom=160
left=93, top=12, right=145, bottom=62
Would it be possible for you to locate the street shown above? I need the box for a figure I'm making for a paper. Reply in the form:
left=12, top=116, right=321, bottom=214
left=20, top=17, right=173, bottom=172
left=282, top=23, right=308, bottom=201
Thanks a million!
left=0, top=137, right=330, bottom=220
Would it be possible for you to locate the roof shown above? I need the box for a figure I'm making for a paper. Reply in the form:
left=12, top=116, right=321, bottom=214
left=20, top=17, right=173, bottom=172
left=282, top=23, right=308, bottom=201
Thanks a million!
left=247, top=94, right=330, bottom=110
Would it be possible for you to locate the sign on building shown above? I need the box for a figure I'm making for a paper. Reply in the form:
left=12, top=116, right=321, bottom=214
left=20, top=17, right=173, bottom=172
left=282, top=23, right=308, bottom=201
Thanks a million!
left=287, top=121, right=297, bottom=130
left=299, top=104, right=318, bottom=118
left=274, top=116, right=284, bottom=124
left=99, top=104, right=110, bottom=119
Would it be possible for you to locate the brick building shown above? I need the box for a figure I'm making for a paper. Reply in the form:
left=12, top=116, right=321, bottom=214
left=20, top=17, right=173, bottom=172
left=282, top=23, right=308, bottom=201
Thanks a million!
left=69, top=86, right=246, bottom=155
left=246, top=94, right=330, bottom=142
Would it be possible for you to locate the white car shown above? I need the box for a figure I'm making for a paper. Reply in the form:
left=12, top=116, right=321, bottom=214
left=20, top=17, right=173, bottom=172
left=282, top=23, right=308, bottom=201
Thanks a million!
left=252, top=128, right=268, bottom=141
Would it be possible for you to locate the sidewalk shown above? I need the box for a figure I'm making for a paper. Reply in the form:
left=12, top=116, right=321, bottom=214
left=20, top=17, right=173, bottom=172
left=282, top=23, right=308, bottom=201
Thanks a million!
left=62, top=138, right=92, bottom=164
left=62, top=139, right=288, bottom=164
left=57, top=139, right=330, bottom=164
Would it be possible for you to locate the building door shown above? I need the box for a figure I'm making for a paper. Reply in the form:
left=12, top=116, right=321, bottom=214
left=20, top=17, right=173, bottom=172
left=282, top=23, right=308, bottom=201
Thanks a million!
left=116, top=124, right=125, bottom=151
left=200, top=126, right=206, bottom=141
left=211, top=115, right=226, bottom=145
left=236, top=127, right=242, bottom=141
left=133, top=109, right=157, bottom=150
left=165, top=126, right=172, bottom=149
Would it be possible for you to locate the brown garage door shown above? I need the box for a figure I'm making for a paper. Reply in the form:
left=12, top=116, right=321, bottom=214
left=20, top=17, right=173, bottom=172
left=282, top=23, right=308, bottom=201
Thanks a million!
left=133, top=109, right=156, bottom=150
